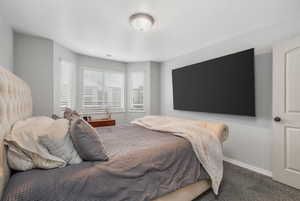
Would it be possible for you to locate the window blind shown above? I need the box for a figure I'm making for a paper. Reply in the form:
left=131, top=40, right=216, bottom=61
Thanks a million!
left=128, top=71, right=145, bottom=112
left=80, top=67, right=125, bottom=114
left=60, top=60, right=75, bottom=112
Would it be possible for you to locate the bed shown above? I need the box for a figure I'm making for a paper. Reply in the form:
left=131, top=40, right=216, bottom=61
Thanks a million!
left=0, top=66, right=216, bottom=201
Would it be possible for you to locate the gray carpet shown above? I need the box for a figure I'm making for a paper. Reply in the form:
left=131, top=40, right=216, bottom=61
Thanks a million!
left=195, top=162, right=300, bottom=201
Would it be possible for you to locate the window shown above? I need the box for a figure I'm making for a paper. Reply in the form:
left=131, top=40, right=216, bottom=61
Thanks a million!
left=80, top=67, right=125, bottom=114
left=59, top=60, right=76, bottom=112
left=128, top=71, right=145, bottom=112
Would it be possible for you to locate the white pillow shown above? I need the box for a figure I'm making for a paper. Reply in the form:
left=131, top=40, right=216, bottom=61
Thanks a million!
left=4, top=116, right=66, bottom=170
left=38, top=119, right=82, bottom=164
left=7, top=145, right=34, bottom=171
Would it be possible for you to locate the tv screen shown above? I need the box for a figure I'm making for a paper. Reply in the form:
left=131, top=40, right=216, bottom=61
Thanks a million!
left=172, top=48, right=255, bottom=116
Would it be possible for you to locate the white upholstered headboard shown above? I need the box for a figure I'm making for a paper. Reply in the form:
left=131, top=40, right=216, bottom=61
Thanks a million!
left=0, top=66, right=32, bottom=197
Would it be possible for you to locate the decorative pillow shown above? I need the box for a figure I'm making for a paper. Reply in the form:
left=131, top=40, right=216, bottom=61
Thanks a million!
left=64, top=108, right=80, bottom=120
left=70, top=118, right=109, bottom=161
left=38, top=119, right=82, bottom=164
left=4, top=116, right=66, bottom=170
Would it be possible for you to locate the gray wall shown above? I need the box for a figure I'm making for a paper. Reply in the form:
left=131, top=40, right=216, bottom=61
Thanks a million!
left=2, top=27, right=160, bottom=121
left=14, top=32, right=54, bottom=116
left=0, top=16, right=13, bottom=71
left=12, top=32, right=161, bottom=123
left=161, top=50, right=273, bottom=171
left=149, top=62, right=161, bottom=115
left=160, top=21, right=300, bottom=172
left=161, top=33, right=272, bottom=174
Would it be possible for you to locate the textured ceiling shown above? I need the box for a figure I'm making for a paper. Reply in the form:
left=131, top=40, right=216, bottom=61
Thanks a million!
left=0, top=0, right=299, bottom=62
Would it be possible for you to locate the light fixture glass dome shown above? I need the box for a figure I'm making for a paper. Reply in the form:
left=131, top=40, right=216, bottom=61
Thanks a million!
left=130, top=13, right=155, bottom=32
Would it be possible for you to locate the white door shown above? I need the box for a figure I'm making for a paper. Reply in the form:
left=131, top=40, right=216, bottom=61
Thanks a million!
left=272, top=36, right=300, bottom=189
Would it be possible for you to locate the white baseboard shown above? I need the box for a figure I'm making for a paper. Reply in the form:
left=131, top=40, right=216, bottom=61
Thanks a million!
left=224, top=157, right=272, bottom=177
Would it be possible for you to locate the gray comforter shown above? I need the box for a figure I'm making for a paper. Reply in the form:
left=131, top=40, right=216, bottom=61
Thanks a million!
left=2, top=125, right=209, bottom=201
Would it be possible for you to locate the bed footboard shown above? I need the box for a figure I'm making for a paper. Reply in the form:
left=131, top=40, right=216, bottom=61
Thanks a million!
left=152, top=179, right=211, bottom=201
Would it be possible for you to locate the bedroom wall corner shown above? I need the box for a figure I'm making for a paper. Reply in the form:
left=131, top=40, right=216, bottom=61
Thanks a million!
left=161, top=51, right=273, bottom=172
left=160, top=21, right=300, bottom=172
left=149, top=62, right=161, bottom=116
left=0, top=15, right=13, bottom=71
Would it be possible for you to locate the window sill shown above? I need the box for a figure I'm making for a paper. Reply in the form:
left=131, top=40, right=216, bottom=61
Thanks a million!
left=80, top=111, right=126, bottom=115
left=79, top=110, right=146, bottom=115
left=127, top=110, right=146, bottom=113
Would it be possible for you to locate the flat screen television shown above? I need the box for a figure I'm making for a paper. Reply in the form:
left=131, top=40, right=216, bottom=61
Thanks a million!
left=172, top=48, right=255, bottom=116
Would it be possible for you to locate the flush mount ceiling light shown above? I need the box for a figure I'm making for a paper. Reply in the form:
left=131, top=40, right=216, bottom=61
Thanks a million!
left=129, top=13, right=155, bottom=32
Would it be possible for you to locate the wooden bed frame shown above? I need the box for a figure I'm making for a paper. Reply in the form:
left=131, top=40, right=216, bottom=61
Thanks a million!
left=0, top=66, right=211, bottom=200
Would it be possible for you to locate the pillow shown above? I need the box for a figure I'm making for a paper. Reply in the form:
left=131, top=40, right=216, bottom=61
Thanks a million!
left=38, top=119, right=82, bottom=164
left=7, top=145, right=34, bottom=171
left=64, top=108, right=80, bottom=120
left=70, top=118, right=108, bottom=161
left=52, top=107, right=79, bottom=120
left=4, top=116, right=66, bottom=170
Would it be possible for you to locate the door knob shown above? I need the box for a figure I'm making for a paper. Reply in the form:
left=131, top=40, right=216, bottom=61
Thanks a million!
left=274, top=117, right=281, bottom=122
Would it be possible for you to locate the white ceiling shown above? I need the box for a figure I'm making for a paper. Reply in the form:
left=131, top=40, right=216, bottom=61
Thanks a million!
left=0, top=0, right=299, bottom=62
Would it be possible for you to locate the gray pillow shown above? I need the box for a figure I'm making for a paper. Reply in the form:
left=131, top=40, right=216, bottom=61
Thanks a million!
left=64, top=108, right=80, bottom=120
left=70, top=118, right=109, bottom=161
left=38, top=119, right=82, bottom=165
left=38, top=135, right=82, bottom=165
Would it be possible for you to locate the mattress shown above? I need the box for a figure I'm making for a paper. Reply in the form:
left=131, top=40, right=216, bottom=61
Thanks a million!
left=2, top=125, right=209, bottom=201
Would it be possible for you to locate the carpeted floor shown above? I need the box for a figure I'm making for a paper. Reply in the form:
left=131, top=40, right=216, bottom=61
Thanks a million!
left=195, top=162, right=300, bottom=201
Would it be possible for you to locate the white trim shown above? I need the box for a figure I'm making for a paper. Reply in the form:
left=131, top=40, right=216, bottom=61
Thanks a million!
left=127, top=70, right=146, bottom=112
left=79, top=111, right=126, bottom=115
left=224, top=157, right=272, bottom=177
left=254, top=47, right=272, bottom=55
left=127, top=110, right=146, bottom=113
left=80, top=66, right=124, bottom=73
left=53, top=59, right=77, bottom=115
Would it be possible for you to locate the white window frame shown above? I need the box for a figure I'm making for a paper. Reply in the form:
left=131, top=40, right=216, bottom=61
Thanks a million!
left=128, top=70, right=146, bottom=113
left=79, top=66, right=125, bottom=115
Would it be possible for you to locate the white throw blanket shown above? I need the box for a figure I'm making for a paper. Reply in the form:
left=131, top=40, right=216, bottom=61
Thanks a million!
left=4, top=116, right=66, bottom=170
left=132, top=116, right=228, bottom=194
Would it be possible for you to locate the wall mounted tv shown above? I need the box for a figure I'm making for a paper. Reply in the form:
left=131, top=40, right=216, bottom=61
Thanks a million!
left=172, top=48, right=255, bottom=116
